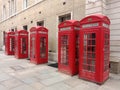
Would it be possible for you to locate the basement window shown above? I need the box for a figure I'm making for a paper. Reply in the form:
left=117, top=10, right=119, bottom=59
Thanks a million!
left=23, top=25, right=28, bottom=30
left=15, top=27, right=17, bottom=31
left=37, top=20, right=44, bottom=26
left=11, top=29, right=14, bottom=31
left=58, top=13, right=71, bottom=24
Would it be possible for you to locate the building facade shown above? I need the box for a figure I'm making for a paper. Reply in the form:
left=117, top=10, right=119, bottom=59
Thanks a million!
left=0, top=0, right=120, bottom=73
left=0, top=0, right=85, bottom=59
left=85, top=0, right=120, bottom=73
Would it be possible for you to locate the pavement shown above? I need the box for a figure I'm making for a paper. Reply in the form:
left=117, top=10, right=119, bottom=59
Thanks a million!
left=0, top=51, right=120, bottom=90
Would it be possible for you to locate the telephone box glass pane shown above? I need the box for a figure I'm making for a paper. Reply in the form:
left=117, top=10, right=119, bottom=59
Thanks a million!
left=40, top=37, right=46, bottom=58
left=15, top=38, right=18, bottom=53
left=10, top=38, right=14, bottom=52
left=31, top=37, right=35, bottom=58
left=83, top=33, right=96, bottom=72
left=104, top=33, right=109, bottom=71
left=61, top=35, right=69, bottom=65
left=76, top=35, right=79, bottom=62
left=21, top=38, right=26, bottom=54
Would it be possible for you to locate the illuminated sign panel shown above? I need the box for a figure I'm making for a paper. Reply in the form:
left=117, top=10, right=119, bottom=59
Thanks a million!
left=82, top=23, right=99, bottom=28
left=60, top=27, right=71, bottom=31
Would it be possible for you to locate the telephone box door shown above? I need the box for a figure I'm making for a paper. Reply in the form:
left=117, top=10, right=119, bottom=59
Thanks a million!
left=80, top=29, right=99, bottom=81
left=59, top=34, right=69, bottom=68
left=59, top=31, right=76, bottom=75
left=9, top=37, right=15, bottom=54
left=30, top=34, right=36, bottom=62
left=5, top=32, right=15, bottom=55
left=39, top=34, right=48, bottom=63
left=20, top=37, right=27, bottom=56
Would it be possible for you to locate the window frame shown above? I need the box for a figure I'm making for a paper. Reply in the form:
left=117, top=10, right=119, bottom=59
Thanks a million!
left=23, top=0, right=28, bottom=9
left=36, top=20, right=44, bottom=26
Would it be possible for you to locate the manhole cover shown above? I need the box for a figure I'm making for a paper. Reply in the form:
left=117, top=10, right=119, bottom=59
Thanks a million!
left=10, top=66, right=25, bottom=71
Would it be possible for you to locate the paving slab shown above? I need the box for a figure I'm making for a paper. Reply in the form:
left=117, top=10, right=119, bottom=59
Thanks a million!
left=1, top=78, right=23, bottom=89
left=97, top=85, right=115, bottom=90
left=0, top=73, right=11, bottom=82
left=11, top=84, right=36, bottom=90
left=0, top=51, right=119, bottom=90
left=30, top=82, right=45, bottom=90
left=41, top=82, right=71, bottom=90
left=102, top=78, right=120, bottom=90
left=1, top=67, right=15, bottom=73
left=71, top=83, right=98, bottom=90
left=20, top=77, right=39, bottom=84
left=0, top=85, right=8, bottom=90
left=40, top=75, right=70, bottom=86
left=64, top=77, right=86, bottom=87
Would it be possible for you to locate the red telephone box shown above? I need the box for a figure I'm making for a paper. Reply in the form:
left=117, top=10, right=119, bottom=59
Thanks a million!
left=79, top=14, right=110, bottom=84
left=5, top=31, right=15, bottom=55
left=15, top=30, right=28, bottom=59
left=30, top=26, right=48, bottom=64
left=58, top=20, right=80, bottom=75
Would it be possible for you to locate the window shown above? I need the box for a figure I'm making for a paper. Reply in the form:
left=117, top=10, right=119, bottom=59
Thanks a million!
left=23, top=25, right=28, bottom=30
left=37, top=21, right=44, bottom=26
left=11, top=27, right=17, bottom=31
left=23, top=0, right=28, bottom=9
left=83, top=33, right=96, bottom=72
left=21, top=38, right=27, bottom=54
left=31, top=37, right=35, bottom=58
left=2, top=5, right=6, bottom=20
left=11, top=29, right=14, bottom=31
left=8, top=1, right=11, bottom=16
left=104, top=33, right=109, bottom=71
left=61, top=35, right=69, bottom=65
left=8, top=0, right=16, bottom=16
left=40, top=37, right=46, bottom=58
left=58, top=13, right=71, bottom=24
left=15, top=27, right=17, bottom=31
left=11, top=0, right=14, bottom=14
left=3, top=31, right=5, bottom=45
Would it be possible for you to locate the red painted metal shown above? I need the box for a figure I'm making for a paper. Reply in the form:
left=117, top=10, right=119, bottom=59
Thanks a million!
left=14, top=30, right=28, bottom=59
left=79, top=14, right=110, bottom=84
left=58, top=20, right=80, bottom=75
left=30, top=26, right=48, bottom=64
left=5, top=31, right=15, bottom=55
